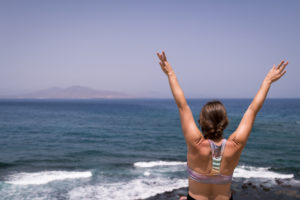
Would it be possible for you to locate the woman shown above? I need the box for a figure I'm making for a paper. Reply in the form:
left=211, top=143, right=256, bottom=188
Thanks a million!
left=156, top=51, right=288, bottom=200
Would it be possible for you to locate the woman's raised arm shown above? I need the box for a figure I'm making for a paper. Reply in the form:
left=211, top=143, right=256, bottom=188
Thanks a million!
left=228, top=60, right=288, bottom=150
left=156, top=51, right=203, bottom=144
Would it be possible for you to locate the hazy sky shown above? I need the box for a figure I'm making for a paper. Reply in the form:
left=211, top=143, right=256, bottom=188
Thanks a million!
left=0, top=0, right=299, bottom=98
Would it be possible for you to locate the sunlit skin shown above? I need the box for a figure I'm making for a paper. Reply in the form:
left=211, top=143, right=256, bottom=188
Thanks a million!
left=157, top=51, right=288, bottom=200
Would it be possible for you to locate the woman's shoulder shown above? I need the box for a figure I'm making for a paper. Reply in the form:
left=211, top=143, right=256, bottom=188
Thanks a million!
left=187, top=137, right=210, bottom=151
left=224, top=138, right=244, bottom=155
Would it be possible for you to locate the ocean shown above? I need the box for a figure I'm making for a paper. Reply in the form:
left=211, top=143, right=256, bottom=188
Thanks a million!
left=0, top=99, right=299, bottom=200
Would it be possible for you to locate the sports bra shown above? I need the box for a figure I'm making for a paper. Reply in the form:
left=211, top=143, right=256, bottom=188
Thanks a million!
left=187, top=139, right=233, bottom=184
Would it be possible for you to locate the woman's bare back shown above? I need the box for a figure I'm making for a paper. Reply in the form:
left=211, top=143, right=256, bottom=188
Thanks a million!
left=187, top=138, right=242, bottom=199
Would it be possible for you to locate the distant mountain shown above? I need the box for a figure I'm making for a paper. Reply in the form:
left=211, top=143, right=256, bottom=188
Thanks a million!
left=0, top=86, right=132, bottom=99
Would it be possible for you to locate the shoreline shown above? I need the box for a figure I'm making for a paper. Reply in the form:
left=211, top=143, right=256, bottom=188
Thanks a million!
left=143, top=179, right=300, bottom=200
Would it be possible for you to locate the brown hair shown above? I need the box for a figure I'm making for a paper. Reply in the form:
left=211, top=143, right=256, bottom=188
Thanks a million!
left=198, top=100, right=229, bottom=140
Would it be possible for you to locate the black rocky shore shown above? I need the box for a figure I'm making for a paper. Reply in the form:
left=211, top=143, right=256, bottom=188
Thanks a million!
left=143, top=179, right=300, bottom=200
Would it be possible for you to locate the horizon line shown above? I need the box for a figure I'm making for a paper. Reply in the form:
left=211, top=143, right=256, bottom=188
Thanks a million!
left=0, top=97, right=299, bottom=100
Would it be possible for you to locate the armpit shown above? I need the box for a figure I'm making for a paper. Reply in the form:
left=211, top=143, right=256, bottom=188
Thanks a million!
left=229, top=137, right=244, bottom=152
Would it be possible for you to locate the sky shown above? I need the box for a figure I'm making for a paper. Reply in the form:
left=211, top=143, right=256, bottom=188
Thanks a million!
left=0, top=0, right=299, bottom=98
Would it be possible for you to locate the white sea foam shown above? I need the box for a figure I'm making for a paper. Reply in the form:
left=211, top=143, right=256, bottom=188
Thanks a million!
left=3, top=162, right=297, bottom=200
left=134, top=160, right=186, bottom=168
left=6, top=171, right=92, bottom=185
left=69, top=160, right=186, bottom=199
left=143, top=171, right=151, bottom=176
left=68, top=163, right=296, bottom=200
left=134, top=160, right=294, bottom=180
left=2, top=161, right=299, bottom=200
left=234, top=165, right=294, bottom=179
left=69, top=177, right=188, bottom=200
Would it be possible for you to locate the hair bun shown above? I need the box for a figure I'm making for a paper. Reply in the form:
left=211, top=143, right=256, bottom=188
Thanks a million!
left=199, top=100, right=229, bottom=140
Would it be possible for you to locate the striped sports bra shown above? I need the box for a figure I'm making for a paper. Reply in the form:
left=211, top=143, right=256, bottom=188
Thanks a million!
left=187, top=139, right=233, bottom=184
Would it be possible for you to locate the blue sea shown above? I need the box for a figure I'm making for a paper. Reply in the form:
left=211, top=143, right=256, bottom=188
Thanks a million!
left=0, top=99, right=299, bottom=200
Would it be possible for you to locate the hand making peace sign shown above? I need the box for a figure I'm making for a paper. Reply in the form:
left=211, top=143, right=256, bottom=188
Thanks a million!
left=156, top=51, right=174, bottom=76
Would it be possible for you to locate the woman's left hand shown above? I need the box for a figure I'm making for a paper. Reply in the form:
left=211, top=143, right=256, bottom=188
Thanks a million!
left=156, top=51, right=174, bottom=76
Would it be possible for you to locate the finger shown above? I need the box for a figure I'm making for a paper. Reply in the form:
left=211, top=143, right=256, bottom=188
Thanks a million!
left=162, top=51, right=167, bottom=61
left=159, top=61, right=164, bottom=68
left=275, top=70, right=287, bottom=81
left=159, top=53, right=163, bottom=61
left=276, top=60, right=285, bottom=69
left=275, top=71, right=286, bottom=82
left=279, top=61, right=288, bottom=73
left=280, top=70, right=287, bottom=77
left=156, top=52, right=162, bottom=61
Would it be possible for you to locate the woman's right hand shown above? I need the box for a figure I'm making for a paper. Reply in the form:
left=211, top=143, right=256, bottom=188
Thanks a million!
left=264, top=60, right=288, bottom=84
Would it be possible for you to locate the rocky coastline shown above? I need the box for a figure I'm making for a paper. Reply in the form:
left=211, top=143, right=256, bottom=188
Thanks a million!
left=143, top=179, right=300, bottom=200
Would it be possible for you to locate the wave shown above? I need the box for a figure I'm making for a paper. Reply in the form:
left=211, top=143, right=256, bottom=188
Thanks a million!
left=233, top=165, right=294, bottom=179
left=68, top=177, right=187, bottom=200
left=68, top=162, right=297, bottom=200
left=6, top=170, right=92, bottom=185
left=133, top=160, right=294, bottom=180
left=2, top=162, right=298, bottom=200
left=134, top=161, right=186, bottom=168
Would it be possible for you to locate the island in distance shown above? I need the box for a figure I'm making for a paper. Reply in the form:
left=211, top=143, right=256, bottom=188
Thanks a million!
left=0, top=86, right=133, bottom=99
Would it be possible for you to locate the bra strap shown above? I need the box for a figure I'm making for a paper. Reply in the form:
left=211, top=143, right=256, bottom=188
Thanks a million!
left=209, top=139, right=227, bottom=174
left=208, top=139, right=227, bottom=156
left=220, top=139, right=227, bottom=155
